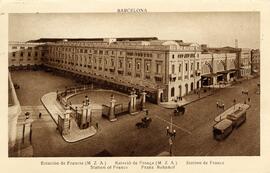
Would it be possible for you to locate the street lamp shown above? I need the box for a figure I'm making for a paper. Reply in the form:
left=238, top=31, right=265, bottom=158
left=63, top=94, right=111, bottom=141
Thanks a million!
left=216, top=101, right=225, bottom=121
left=166, top=114, right=176, bottom=156
left=233, top=99, right=236, bottom=110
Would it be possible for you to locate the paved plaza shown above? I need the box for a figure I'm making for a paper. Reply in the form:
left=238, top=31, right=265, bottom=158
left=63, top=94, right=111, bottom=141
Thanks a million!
left=10, top=70, right=260, bottom=156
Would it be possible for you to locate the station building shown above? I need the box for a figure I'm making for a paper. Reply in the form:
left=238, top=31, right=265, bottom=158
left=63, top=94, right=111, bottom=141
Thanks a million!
left=43, top=38, right=202, bottom=103
left=8, top=38, right=257, bottom=104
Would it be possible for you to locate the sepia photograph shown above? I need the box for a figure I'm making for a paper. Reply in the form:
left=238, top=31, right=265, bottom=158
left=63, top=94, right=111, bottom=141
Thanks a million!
left=7, top=12, right=261, bottom=158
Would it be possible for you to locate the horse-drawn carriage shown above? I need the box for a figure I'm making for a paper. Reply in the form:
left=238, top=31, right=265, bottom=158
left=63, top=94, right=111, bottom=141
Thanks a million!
left=136, top=117, right=152, bottom=128
left=174, top=106, right=185, bottom=116
left=14, top=83, right=20, bottom=89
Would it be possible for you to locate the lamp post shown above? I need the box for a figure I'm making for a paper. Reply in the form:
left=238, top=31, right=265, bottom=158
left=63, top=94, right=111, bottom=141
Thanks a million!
left=233, top=99, right=236, bottom=110
left=166, top=114, right=176, bottom=156
left=216, top=101, right=225, bottom=121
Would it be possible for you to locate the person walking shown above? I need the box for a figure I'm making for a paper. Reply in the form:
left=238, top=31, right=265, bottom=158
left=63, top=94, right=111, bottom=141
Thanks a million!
left=96, top=122, right=99, bottom=130
left=39, top=112, right=42, bottom=119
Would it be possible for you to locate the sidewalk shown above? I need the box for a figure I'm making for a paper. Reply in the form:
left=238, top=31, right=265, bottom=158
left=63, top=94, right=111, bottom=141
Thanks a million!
left=159, top=88, right=214, bottom=109
left=41, top=92, right=97, bottom=143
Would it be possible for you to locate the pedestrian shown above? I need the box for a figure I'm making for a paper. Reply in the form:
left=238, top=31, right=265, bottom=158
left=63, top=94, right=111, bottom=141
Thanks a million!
left=96, top=122, right=99, bottom=130
left=39, top=112, right=42, bottom=119
left=25, top=112, right=30, bottom=120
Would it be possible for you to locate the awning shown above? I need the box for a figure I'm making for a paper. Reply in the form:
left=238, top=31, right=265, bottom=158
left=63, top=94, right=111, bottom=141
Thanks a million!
left=201, top=73, right=222, bottom=78
left=217, top=69, right=237, bottom=74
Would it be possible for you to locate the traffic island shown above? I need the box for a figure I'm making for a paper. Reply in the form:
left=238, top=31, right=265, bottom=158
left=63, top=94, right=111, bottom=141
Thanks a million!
left=41, top=92, right=97, bottom=143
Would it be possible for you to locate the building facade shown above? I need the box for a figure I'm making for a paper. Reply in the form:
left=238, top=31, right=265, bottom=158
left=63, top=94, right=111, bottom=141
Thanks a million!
left=8, top=42, right=46, bottom=70
left=8, top=38, right=258, bottom=104
left=200, top=52, right=238, bottom=86
left=42, top=39, right=201, bottom=103
left=251, top=49, right=260, bottom=75
left=239, top=48, right=252, bottom=77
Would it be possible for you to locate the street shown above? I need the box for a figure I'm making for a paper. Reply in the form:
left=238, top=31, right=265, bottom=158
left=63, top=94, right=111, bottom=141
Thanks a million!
left=10, top=71, right=260, bottom=156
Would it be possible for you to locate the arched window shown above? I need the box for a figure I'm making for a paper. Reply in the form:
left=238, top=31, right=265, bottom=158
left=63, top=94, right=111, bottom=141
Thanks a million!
left=171, top=87, right=175, bottom=97
left=185, top=83, right=189, bottom=95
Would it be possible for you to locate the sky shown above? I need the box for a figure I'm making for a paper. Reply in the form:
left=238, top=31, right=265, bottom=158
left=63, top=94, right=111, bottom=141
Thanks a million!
left=8, top=12, right=260, bottom=49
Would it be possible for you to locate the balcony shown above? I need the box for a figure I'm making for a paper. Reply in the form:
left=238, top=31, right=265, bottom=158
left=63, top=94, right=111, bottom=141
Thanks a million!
left=170, top=73, right=177, bottom=78
left=109, top=67, right=115, bottom=73
left=195, top=70, right=201, bottom=76
left=127, top=71, right=132, bottom=76
left=154, top=74, right=163, bottom=82
left=145, top=74, right=151, bottom=79
left=135, top=73, right=141, bottom=78
left=118, top=69, right=124, bottom=75
left=169, top=73, right=177, bottom=82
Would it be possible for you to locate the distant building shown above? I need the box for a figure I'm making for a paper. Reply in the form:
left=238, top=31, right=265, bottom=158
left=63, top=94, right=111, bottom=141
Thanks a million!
left=251, top=49, right=260, bottom=75
left=8, top=42, right=47, bottom=70
left=239, top=48, right=252, bottom=77
left=200, top=45, right=240, bottom=86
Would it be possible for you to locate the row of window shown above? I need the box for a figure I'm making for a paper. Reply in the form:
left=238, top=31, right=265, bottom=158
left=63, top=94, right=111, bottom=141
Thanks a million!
left=172, top=53, right=198, bottom=59
left=171, top=62, right=200, bottom=74
left=50, top=47, right=157, bottom=58
left=11, top=58, right=39, bottom=62
left=12, top=52, right=44, bottom=57
left=11, top=46, right=41, bottom=50
left=48, top=57, right=163, bottom=75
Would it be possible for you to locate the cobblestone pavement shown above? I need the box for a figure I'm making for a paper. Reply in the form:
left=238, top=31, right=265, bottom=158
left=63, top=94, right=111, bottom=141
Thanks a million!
left=10, top=71, right=260, bottom=156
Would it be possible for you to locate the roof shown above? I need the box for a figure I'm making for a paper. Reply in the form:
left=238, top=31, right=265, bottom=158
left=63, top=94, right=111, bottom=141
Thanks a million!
left=27, top=37, right=158, bottom=43
left=214, top=119, right=232, bottom=130
left=227, top=107, right=246, bottom=119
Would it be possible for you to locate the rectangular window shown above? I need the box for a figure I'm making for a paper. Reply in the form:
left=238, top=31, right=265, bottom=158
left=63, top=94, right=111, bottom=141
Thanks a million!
left=12, top=52, right=16, bottom=57
left=136, top=62, right=140, bottom=70
left=185, top=63, right=188, bottom=72
left=119, top=60, right=123, bottom=68
left=191, top=63, right=193, bottom=71
left=111, top=59, right=114, bottom=66
left=156, top=64, right=161, bottom=74
left=35, top=52, right=38, bottom=57
left=28, top=52, right=31, bottom=57
left=172, top=64, right=175, bottom=74
left=179, top=64, right=182, bottom=72
left=197, top=62, right=200, bottom=70
left=12, top=46, right=17, bottom=49
left=20, top=47, right=25, bottom=49
left=20, top=52, right=24, bottom=57
left=146, top=63, right=150, bottom=72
